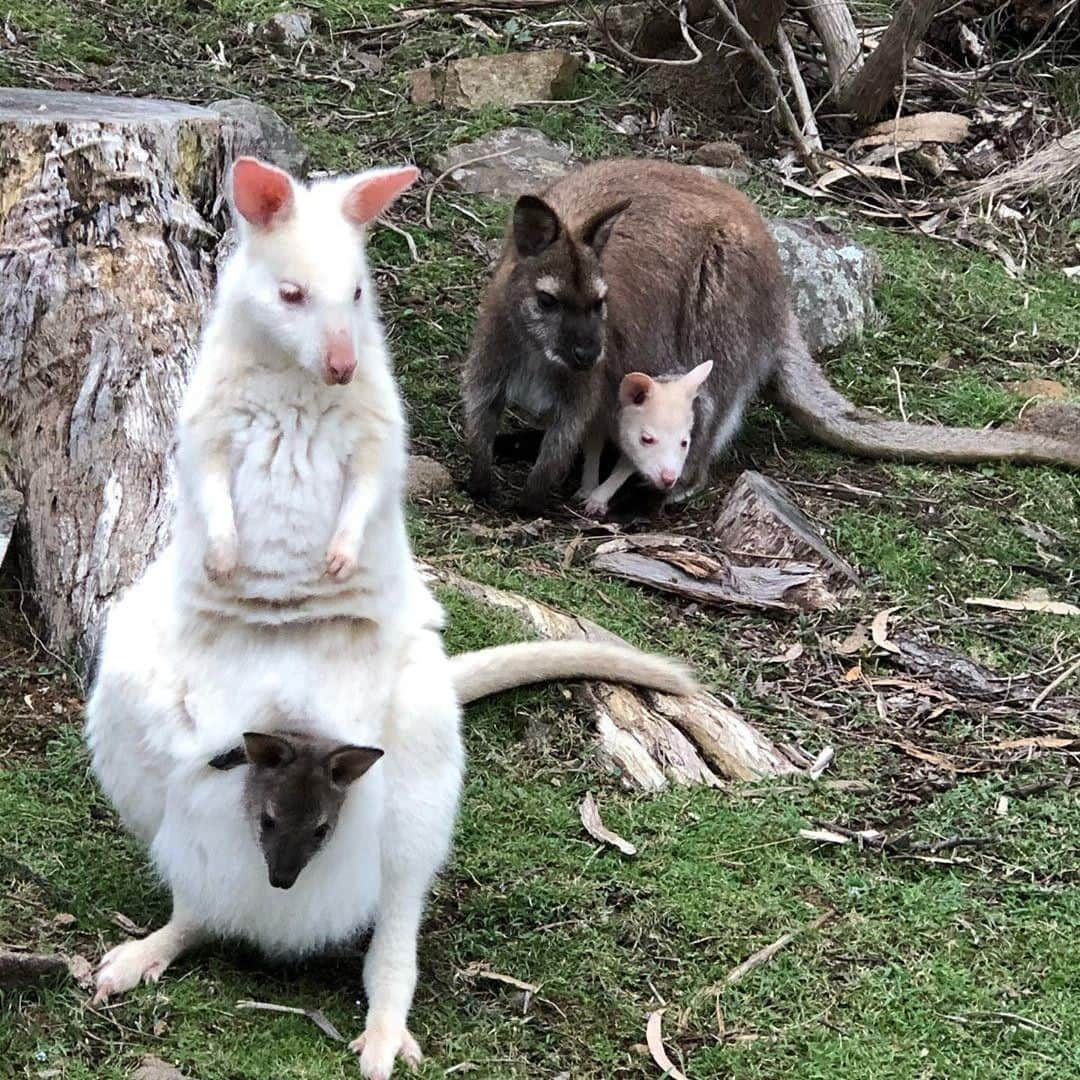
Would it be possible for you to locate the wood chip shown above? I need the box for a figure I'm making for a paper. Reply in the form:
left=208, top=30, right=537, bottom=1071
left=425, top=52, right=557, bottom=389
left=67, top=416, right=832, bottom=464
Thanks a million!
left=799, top=827, right=850, bottom=845
left=870, top=607, right=903, bottom=654
left=853, top=111, right=971, bottom=149
left=965, top=596, right=1080, bottom=617
left=764, top=642, right=804, bottom=665
left=808, top=746, right=834, bottom=780
left=580, top=792, right=637, bottom=856
left=645, top=1010, right=689, bottom=1080
left=834, top=624, right=870, bottom=656
left=236, top=1000, right=345, bottom=1042
left=985, top=736, right=1077, bottom=751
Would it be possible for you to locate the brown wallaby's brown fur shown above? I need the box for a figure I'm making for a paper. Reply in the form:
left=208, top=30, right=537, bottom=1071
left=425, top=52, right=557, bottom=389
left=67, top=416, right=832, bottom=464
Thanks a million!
left=462, top=159, right=1080, bottom=509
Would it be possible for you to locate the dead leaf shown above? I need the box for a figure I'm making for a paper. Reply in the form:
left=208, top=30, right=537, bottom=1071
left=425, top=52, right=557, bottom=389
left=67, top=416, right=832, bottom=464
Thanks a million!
left=889, top=740, right=986, bottom=774
left=65, top=954, right=94, bottom=991
left=835, top=624, right=870, bottom=655
left=645, top=1010, right=689, bottom=1080
left=816, top=163, right=914, bottom=190
left=871, top=607, right=903, bottom=655
left=236, top=1000, right=345, bottom=1042
left=764, top=642, right=804, bottom=665
left=965, top=596, right=1080, bottom=617
left=580, top=792, right=637, bottom=856
left=799, top=827, right=850, bottom=845
left=458, top=962, right=539, bottom=994
left=844, top=663, right=862, bottom=682
left=857, top=111, right=971, bottom=147
left=985, top=736, right=1077, bottom=751
left=110, top=911, right=147, bottom=936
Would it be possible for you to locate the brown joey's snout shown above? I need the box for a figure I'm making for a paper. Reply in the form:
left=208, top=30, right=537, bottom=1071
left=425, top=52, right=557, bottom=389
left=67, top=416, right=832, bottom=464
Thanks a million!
left=323, top=329, right=356, bottom=386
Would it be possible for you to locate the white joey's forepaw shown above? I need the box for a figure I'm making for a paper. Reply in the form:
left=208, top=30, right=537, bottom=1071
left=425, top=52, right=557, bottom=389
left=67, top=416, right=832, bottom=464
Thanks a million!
left=92, top=938, right=171, bottom=1003
left=583, top=495, right=610, bottom=519
left=325, top=535, right=360, bottom=582
left=204, top=534, right=238, bottom=583
left=350, top=1025, right=423, bottom=1079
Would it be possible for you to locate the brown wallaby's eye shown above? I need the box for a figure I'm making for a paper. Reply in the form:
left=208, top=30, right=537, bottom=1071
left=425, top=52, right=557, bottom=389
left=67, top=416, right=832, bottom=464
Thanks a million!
left=279, top=283, right=306, bottom=306
left=353, top=285, right=363, bottom=302
left=314, top=823, right=329, bottom=841
left=261, top=813, right=276, bottom=831
left=641, top=433, right=657, bottom=446
left=536, top=290, right=558, bottom=310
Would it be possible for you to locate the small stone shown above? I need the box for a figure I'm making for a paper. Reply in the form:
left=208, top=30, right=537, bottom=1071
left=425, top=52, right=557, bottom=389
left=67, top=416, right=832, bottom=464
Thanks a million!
left=433, top=127, right=576, bottom=199
left=766, top=218, right=881, bottom=354
left=692, top=140, right=746, bottom=169
left=1006, top=379, right=1067, bottom=400
left=409, top=50, right=581, bottom=110
left=263, top=10, right=312, bottom=47
left=406, top=455, right=454, bottom=501
left=349, top=50, right=383, bottom=77
left=211, top=98, right=308, bottom=177
left=133, top=1055, right=192, bottom=1080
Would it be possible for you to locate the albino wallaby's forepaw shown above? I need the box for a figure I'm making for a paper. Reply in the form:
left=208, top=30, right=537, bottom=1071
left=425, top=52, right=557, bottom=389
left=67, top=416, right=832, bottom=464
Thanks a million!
left=350, top=1024, right=423, bottom=1079
left=582, top=494, right=610, bottom=519
left=92, top=938, right=171, bottom=1003
left=204, top=534, right=239, bottom=583
left=325, top=537, right=359, bottom=582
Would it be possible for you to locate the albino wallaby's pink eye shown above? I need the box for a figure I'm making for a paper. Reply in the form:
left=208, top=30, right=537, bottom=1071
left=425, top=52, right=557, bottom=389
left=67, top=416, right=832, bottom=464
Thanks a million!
left=353, top=285, right=363, bottom=302
left=641, top=433, right=657, bottom=445
left=278, top=283, right=306, bottom=306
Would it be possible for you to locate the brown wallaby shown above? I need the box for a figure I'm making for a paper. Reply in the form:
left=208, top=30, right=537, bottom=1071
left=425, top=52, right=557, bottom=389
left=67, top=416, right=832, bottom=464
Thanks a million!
left=462, top=159, right=1080, bottom=511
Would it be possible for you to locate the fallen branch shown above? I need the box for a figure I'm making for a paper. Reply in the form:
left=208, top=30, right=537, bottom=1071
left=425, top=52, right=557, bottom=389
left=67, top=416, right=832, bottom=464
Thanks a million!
left=236, top=1000, right=345, bottom=1042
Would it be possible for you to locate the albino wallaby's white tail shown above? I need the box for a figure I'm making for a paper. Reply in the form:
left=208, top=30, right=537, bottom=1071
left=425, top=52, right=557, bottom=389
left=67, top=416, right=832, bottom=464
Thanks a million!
left=450, top=641, right=697, bottom=705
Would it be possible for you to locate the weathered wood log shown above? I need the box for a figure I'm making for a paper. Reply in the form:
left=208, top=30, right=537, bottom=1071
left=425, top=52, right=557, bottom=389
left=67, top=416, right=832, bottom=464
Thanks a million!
left=713, top=471, right=860, bottom=610
left=421, top=562, right=800, bottom=789
left=0, top=949, right=69, bottom=988
left=0, top=88, right=239, bottom=663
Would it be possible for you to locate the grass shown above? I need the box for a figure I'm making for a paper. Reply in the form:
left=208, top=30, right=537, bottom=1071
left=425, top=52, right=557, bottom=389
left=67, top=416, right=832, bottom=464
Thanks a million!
left=1, top=2, right=1079, bottom=1078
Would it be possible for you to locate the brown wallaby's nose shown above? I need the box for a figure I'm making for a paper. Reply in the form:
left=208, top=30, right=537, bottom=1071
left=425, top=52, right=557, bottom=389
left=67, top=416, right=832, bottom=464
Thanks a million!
left=572, top=342, right=600, bottom=368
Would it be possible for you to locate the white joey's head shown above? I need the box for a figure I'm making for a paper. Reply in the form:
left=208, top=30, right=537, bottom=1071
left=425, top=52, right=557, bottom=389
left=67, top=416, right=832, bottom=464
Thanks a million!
left=227, top=156, right=420, bottom=386
left=617, top=361, right=713, bottom=490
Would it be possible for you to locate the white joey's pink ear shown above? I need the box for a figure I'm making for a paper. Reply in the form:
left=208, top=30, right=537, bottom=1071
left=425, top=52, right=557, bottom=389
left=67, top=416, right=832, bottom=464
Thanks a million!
left=342, top=166, right=421, bottom=226
left=231, top=157, right=295, bottom=229
left=620, top=372, right=654, bottom=407
left=680, top=361, right=713, bottom=398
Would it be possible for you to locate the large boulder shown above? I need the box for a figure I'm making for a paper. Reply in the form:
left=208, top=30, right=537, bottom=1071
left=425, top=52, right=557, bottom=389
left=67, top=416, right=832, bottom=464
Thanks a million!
left=433, top=127, right=576, bottom=199
left=409, top=51, right=581, bottom=110
left=210, top=98, right=308, bottom=177
left=767, top=218, right=881, bottom=354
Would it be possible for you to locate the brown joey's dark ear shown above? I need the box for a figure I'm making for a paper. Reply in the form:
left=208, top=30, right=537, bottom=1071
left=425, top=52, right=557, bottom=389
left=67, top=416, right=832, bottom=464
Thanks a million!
left=513, top=195, right=561, bottom=257
left=242, top=732, right=297, bottom=769
left=619, top=372, right=654, bottom=407
left=580, top=198, right=630, bottom=258
left=325, top=745, right=384, bottom=788
left=208, top=744, right=248, bottom=771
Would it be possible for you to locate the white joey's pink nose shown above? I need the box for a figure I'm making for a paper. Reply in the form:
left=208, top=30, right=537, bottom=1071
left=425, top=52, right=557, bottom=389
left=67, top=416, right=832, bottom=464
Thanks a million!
left=660, top=469, right=678, bottom=489
left=323, top=330, right=356, bottom=385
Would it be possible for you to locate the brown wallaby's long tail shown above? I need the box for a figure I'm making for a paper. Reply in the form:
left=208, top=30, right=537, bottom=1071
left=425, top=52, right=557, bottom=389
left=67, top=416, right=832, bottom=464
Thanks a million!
left=773, top=335, right=1080, bottom=468
left=449, top=641, right=696, bottom=705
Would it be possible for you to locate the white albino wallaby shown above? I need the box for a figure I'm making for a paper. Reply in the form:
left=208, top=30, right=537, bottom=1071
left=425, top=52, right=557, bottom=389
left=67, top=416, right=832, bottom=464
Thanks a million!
left=578, top=361, right=713, bottom=517
left=86, top=157, right=697, bottom=1079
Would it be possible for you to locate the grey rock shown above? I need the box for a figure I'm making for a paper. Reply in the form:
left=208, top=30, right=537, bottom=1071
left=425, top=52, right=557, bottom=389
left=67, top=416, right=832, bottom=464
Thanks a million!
left=692, top=140, right=746, bottom=169
left=767, top=218, right=881, bottom=354
left=349, top=50, right=384, bottom=77
left=132, top=1055, right=192, bottom=1080
left=409, top=51, right=581, bottom=110
left=211, top=98, right=308, bottom=177
left=693, top=164, right=749, bottom=188
left=406, top=455, right=454, bottom=501
left=0, top=489, right=23, bottom=569
left=264, top=10, right=312, bottom=47
left=434, top=127, right=576, bottom=199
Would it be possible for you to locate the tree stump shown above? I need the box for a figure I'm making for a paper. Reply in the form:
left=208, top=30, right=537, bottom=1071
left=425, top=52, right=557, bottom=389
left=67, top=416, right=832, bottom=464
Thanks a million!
left=0, top=88, right=238, bottom=664
left=421, top=563, right=801, bottom=789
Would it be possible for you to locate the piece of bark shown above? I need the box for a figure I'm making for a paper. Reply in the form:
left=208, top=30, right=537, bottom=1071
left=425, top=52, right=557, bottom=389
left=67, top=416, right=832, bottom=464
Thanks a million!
left=0, top=488, right=22, bottom=569
left=420, top=563, right=798, bottom=789
left=0, top=949, right=69, bottom=988
left=0, top=88, right=242, bottom=664
left=713, top=471, right=861, bottom=611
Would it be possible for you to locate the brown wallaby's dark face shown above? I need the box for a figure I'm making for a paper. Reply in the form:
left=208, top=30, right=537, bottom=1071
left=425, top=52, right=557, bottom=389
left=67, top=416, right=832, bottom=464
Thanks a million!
left=509, top=195, right=628, bottom=373
left=209, top=730, right=383, bottom=890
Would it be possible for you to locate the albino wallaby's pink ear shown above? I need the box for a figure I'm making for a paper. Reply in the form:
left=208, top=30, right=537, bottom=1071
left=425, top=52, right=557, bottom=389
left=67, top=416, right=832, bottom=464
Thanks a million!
left=620, top=372, right=654, bottom=407
left=343, top=166, right=421, bottom=225
left=681, top=360, right=713, bottom=398
left=232, top=157, right=295, bottom=229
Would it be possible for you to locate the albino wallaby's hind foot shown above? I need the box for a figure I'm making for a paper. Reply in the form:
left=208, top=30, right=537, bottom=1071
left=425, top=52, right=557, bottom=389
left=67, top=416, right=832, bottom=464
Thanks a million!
left=350, top=1025, right=423, bottom=1079
left=93, top=937, right=173, bottom=1002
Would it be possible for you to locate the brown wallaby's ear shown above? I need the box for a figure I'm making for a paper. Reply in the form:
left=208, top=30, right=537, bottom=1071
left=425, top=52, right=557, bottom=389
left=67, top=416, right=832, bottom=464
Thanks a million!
left=513, top=195, right=560, bottom=257
left=208, top=744, right=248, bottom=771
left=620, top=371, right=654, bottom=407
left=580, top=198, right=630, bottom=258
left=242, top=732, right=297, bottom=769
left=325, top=745, right=384, bottom=788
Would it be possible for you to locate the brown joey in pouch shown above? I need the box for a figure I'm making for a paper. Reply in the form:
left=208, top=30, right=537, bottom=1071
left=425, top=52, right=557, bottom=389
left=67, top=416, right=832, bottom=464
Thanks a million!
left=462, top=193, right=630, bottom=511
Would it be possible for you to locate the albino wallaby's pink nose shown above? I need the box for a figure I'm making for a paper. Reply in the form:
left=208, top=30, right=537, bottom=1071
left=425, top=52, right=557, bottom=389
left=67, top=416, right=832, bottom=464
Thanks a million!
left=323, top=331, right=356, bottom=386
left=660, top=469, right=678, bottom=488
